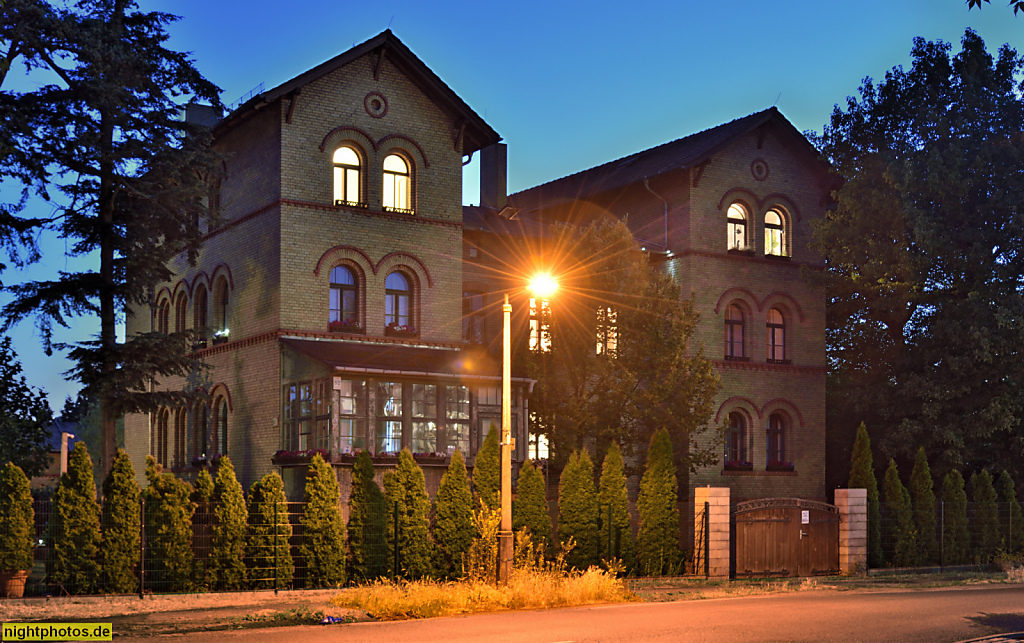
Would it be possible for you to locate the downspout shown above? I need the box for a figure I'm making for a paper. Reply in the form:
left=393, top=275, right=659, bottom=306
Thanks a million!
left=642, top=177, right=670, bottom=252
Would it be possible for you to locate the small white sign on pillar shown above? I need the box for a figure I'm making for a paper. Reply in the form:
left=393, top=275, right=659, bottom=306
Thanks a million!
left=801, top=510, right=810, bottom=525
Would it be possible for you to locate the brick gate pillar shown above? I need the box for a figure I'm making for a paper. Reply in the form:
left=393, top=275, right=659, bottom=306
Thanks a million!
left=693, top=486, right=730, bottom=578
left=835, top=488, right=867, bottom=575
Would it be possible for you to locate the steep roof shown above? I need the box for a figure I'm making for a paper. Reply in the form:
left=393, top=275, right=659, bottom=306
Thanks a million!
left=216, top=30, right=501, bottom=155
left=508, top=107, right=825, bottom=212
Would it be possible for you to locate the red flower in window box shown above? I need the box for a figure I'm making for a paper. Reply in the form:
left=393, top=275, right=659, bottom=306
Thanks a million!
left=329, top=319, right=362, bottom=333
left=385, top=323, right=417, bottom=338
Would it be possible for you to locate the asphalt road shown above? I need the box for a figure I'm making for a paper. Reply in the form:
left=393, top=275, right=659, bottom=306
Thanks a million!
left=124, top=584, right=1024, bottom=642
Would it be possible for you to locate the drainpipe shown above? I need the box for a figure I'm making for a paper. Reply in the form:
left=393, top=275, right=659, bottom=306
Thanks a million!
left=642, top=177, right=669, bottom=252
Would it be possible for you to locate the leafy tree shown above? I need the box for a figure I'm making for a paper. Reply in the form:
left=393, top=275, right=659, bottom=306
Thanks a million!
left=382, top=449, right=435, bottom=579
left=636, top=428, right=681, bottom=575
left=513, top=458, right=552, bottom=552
left=966, top=0, right=1024, bottom=15
left=46, top=442, right=100, bottom=594
left=557, top=450, right=599, bottom=570
left=0, top=462, right=35, bottom=572
left=882, top=459, right=917, bottom=567
left=969, top=470, right=1000, bottom=563
left=434, top=450, right=474, bottom=578
left=0, top=0, right=222, bottom=474
left=346, top=450, right=387, bottom=582
left=142, top=456, right=194, bottom=592
left=908, top=447, right=938, bottom=564
left=848, top=423, right=883, bottom=567
left=813, top=30, right=1024, bottom=489
left=0, top=336, right=52, bottom=477
left=100, top=449, right=139, bottom=593
left=299, top=453, right=346, bottom=588
left=473, top=423, right=499, bottom=509
left=941, top=471, right=970, bottom=565
left=997, top=470, right=1024, bottom=553
left=208, top=456, right=246, bottom=590
left=597, top=442, right=636, bottom=569
left=245, top=472, right=293, bottom=589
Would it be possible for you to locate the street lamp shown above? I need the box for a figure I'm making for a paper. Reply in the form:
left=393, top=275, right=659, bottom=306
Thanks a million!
left=498, top=273, right=558, bottom=585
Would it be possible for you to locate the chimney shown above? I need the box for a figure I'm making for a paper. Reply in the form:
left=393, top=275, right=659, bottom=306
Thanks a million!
left=480, top=143, right=507, bottom=210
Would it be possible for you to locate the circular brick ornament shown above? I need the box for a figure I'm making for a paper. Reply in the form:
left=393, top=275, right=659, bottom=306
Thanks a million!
left=365, top=92, right=388, bottom=118
left=751, top=158, right=769, bottom=181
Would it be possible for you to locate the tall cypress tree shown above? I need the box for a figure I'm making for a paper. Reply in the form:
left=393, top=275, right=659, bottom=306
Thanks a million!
left=100, top=449, right=139, bottom=593
left=191, top=468, right=214, bottom=503
left=882, top=459, right=917, bottom=567
left=0, top=462, right=35, bottom=574
left=382, top=449, right=435, bottom=579
left=47, top=441, right=100, bottom=594
left=597, top=442, right=635, bottom=569
left=208, top=456, right=246, bottom=590
left=969, top=470, right=1000, bottom=563
left=637, top=428, right=680, bottom=575
left=473, top=423, right=500, bottom=509
left=908, top=447, right=938, bottom=564
left=346, top=450, right=387, bottom=582
left=997, top=470, right=1024, bottom=553
left=434, top=450, right=474, bottom=578
left=941, top=470, right=970, bottom=565
left=848, top=423, right=882, bottom=567
left=142, top=456, right=194, bottom=592
left=299, top=453, right=346, bottom=588
left=513, top=458, right=552, bottom=552
left=245, top=472, right=293, bottom=589
left=558, top=450, right=599, bottom=570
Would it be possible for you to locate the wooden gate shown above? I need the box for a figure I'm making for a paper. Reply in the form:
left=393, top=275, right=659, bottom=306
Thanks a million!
left=732, top=498, right=840, bottom=577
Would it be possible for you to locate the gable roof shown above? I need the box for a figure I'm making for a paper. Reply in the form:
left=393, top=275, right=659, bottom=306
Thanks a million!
left=217, top=30, right=501, bottom=155
left=508, top=107, right=826, bottom=212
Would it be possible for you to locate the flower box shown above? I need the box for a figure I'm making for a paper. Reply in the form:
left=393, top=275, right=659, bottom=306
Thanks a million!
left=271, top=449, right=330, bottom=465
left=328, top=320, right=363, bottom=333
left=413, top=452, right=448, bottom=465
left=766, top=461, right=795, bottom=472
left=724, top=461, right=753, bottom=472
left=385, top=324, right=418, bottom=338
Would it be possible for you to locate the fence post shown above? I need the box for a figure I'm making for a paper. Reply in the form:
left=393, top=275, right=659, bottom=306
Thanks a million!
left=607, top=503, right=612, bottom=560
left=274, top=500, right=279, bottom=595
left=393, top=500, right=400, bottom=581
left=940, top=500, right=945, bottom=570
left=138, top=498, right=145, bottom=599
left=704, top=501, right=710, bottom=579
left=836, top=488, right=867, bottom=575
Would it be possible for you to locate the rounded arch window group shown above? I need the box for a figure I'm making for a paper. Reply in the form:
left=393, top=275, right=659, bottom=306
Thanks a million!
left=723, top=302, right=789, bottom=363
left=332, top=143, right=414, bottom=214
left=724, top=408, right=793, bottom=471
left=725, top=201, right=790, bottom=257
left=326, top=261, right=419, bottom=336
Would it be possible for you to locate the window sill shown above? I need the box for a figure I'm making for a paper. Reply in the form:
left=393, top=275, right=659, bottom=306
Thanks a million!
left=764, top=253, right=791, bottom=261
left=767, top=358, right=792, bottom=365
left=334, top=200, right=368, bottom=209
left=383, top=206, right=415, bottom=215
left=385, top=328, right=419, bottom=338
left=721, top=469, right=798, bottom=477
left=724, top=355, right=749, bottom=362
left=328, top=324, right=363, bottom=334
left=723, top=463, right=753, bottom=472
left=727, top=248, right=755, bottom=257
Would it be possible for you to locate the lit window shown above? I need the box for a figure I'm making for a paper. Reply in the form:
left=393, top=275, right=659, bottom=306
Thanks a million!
left=411, top=384, right=438, bottom=453
left=725, top=412, right=748, bottom=466
left=329, top=265, right=359, bottom=331
left=727, top=203, right=748, bottom=251
left=724, top=304, right=745, bottom=359
left=766, top=308, right=786, bottom=362
left=212, top=277, right=229, bottom=342
left=765, top=209, right=787, bottom=256
left=767, top=413, right=787, bottom=467
left=596, top=306, right=618, bottom=356
left=385, top=272, right=412, bottom=330
left=529, top=432, right=549, bottom=460
left=529, top=297, right=551, bottom=352
left=376, top=381, right=403, bottom=453
left=336, top=379, right=367, bottom=452
left=463, top=291, right=484, bottom=343
left=383, top=154, right=413, bottom=213
left=445, top=386, right=470, bottom=455
left=333, top=146, right=361, bottom=206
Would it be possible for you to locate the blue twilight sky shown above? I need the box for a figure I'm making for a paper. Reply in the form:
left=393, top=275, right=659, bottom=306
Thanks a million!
left=4, top=0, right=1024, bottom=411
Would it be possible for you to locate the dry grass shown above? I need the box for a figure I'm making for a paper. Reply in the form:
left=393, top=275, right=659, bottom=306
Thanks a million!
left=1006, top=566, right=1024, bottom=583
left=331, top=567, right=635, bottom=620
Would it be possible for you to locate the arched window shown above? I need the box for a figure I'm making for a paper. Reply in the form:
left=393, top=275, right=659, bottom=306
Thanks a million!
left=463, top=290, right=484, bottom=343
left=174, top=292, right=187, bottom=333
left=156, top=299, right=170, bottom=334
left=193, top=284, right=208, bottom=348
left=174, top=408, right=187, bottom=467
left=193, top=401, right=208, bottom=460
left=330, top=265, right=359, bottom=331
left=724, top=303, right=745, bottom=359
left=725, top=412, right=749, bottom=467
left=213, top=396, right=228, bottom=456
left=333, top=146, right=361, bottom=206
left=383, top=154, right=412, bottom=213
left=767, top=413, right=787, bottom=467
left=152, top=408, right=169, bottom=466
left=212, top=277, right=229, bottom=343
left=766, top=308, right=786, bottom=362
left=385, top=272, right=412, bottom=330
left=727, top=203, right=748, bottom=251
left=765, top=208, right=787, bottom=256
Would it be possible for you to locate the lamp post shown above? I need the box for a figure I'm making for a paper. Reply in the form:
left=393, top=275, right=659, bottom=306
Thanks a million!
left=498, top=273, right=557, bottom=586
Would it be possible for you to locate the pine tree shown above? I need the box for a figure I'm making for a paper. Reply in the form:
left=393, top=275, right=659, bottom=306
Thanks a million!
left=142, top=456, right=194, bottom=592
left=208, top=456, right=246, bottom=590
left=47, top=441, right=100, bottom=594
left=597, top=442, right=636, bottom=569
left=346, top=450, right=387, bottom=582
left=100, top=449, right=139, bottom=593
left=882, top=459, right=917, bottom=567
left=245, top=472, right=293, bottom=589
left=997, top=470, right=1024, bottom=553
left=513, top=458, right=552, bottom=552
left=434, top=450, right=474, bottom=578
left=848, top=423, right=882, bottom=567
left=0, top=462, right=34, bottom=573
left=473, top=423, right=499, bottom=509
left=558, top=450, right=599, bottom=570
left=299, top=453, right=346, bottom=588
left=637, top=428, right=680, bottom=575
left=941, top=471, right=970, bottom=565
left=382, top=449, right=435, bottom=579
left=969, top=470, right=1000, bottom=563
left=908, top=447, right=938, bottom=564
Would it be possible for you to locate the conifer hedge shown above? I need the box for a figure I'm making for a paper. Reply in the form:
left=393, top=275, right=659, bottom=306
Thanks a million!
left=473, top=423, right=500, bottom=509
left=208, top=456, right=246, bottom=590
left=246, top=472, right=293, bottom=589
left=969, top=470, right=1000, bottom=563
left=941, top=470, right=970, bottom=565
left=100, top=450, right=139, bottom=593
left=513, top=458, right=551, bottom=552
left=997, top=470, right=1024, bottom=553
left=637, top=428, right=680, bottom=575
left=299, top=453, right=346, bottom=588
left=142, top=456, right=195, bottom=592
left=433, top=450, right=474, bottom=578
left=598, top=442, right=635, bottom=569
left=882, top=458, right=917, bottom=567
left=346, top=450, right=387, bottom=582
left=0, top=462, right=34, bottom=573
left=908, top=447, right=938, bottom=564
left=848, top=423, right=882, bottom=567
left=557, top=450, right=599, bottom=570
left=192, top=468, right=214, bottom=503
left=47, top=442, right=101, bottom=594
left=383, top=449, right=435, bottom=579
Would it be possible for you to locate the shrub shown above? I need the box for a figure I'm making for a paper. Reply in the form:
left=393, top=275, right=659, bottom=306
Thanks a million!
left=597, top=442, right=635, bottom=570
left=969, top=470, right=1000, bottom=563
left=0, top=462, right=34, bottom=572
left=142, top=457, right=194, bottom=591
left=299, top=453, right=346, bottom=588
left=941, top=470, right=970, bottom=565
left=464, top=505, right=500, bottom=584
left=908, top=447, right=938, bottom=564
left=191, top=468, right=214, bottom=503
left=636, top=428, right=680, bottom=575
left=100, top=449, right=140, bottom=593
left=190, top=467, right=215, bottom=587
left=558, top=450, right=599, bottom=570
left=346, top=450, right=387, bottom=582
left=882, top=458, right=917, bottom=567
left=208, top=456, right=246, bottom=590
left=473, top=423, right=500, bottom=509
left=434, top=450, right=474, bottom=578
left=383, top=449, right=435, bottom=579
left=997, top=470, right=1024, bottom=553
left=513, top=458, right=552, bottom=552
left=245, top=472, right=293, bottom=589
left=848, top=423, right=882, bottom=567
left=47, top=442, right=101, bottom=594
